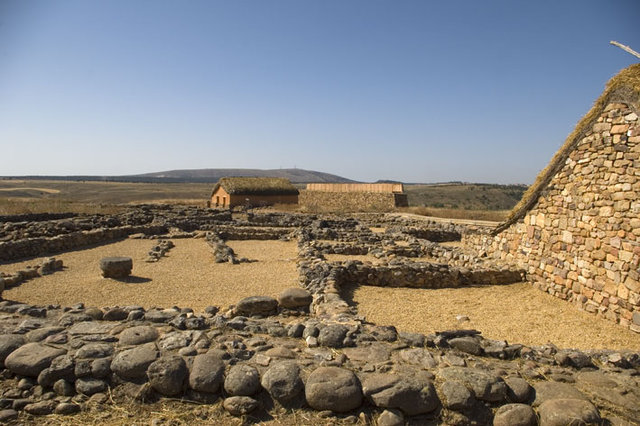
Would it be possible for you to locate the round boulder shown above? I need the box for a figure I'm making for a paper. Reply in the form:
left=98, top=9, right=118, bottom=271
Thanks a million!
left=224, top=364, right=261, bottom=396
left=277, top=288, right=313, bottom=309
left=261, top=361, right=303, bottom=403
left=305, top=367, right=363, bottom=413
left=100, top=257, right=133, bottom=279
left=147, top=355, right=188, bottom=396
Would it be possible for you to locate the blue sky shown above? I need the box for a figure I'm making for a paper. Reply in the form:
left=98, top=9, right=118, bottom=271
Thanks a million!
left=1, top=1, right=639, bottom=183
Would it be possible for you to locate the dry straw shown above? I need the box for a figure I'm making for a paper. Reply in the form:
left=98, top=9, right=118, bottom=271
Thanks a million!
left=495, top=63, right=640, bottom=234
left=211, top=177, right=299, bottom=196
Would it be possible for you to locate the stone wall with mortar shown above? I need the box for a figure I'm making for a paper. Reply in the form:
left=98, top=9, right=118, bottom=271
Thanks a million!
left=299, top=190, right=408, bottom=212
left=463, top=102, right=640, bottom=333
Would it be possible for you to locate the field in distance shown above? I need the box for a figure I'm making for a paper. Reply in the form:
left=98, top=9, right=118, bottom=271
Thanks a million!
left=0, top=179, right=527, bottom=221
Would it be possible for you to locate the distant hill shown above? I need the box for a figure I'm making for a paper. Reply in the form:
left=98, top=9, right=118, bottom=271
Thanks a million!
left=2, top=168, right=357, bottom=184
left=133, top=168, right=356, bottom=183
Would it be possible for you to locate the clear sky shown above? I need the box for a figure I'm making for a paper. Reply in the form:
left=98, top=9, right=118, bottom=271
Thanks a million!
left=1, top=1, right=639, bottom=183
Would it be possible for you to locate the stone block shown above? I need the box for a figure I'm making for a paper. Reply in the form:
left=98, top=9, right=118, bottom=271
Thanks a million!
left=100, top=257, right=133, bottom=278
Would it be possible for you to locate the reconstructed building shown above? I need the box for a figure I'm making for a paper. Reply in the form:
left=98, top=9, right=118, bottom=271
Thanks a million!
left=464, top=64, right=640, bottom=332
left=300, top=183, right=408, bottom=211
left=209, top=177, right=299, bottom=208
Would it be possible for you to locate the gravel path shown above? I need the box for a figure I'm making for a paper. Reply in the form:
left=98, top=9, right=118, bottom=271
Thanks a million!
left=3, top=238, right=299, bottom=312
left=350, top=282, right=640, bottom=351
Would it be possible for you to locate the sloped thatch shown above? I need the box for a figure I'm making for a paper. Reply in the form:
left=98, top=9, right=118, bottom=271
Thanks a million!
left=211, top=177, right=299, bottom=196
left=494, top=64, right=640, bottom=234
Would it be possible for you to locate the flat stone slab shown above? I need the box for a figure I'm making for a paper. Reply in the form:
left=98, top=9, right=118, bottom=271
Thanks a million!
left=4, top=343, right=66, bottom=377
left=68, top=322, right=118, bottom=335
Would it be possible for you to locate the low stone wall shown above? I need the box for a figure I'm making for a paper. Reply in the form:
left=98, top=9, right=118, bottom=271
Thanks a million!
left=0, top=213, right=78, bottom=223
left=201, top=225, right=294, bottom=241
left=299, top=190, right=406, bottom=212
left=0, top=300, right=637, bottom=423
left=0, top=225, right=167, bottom=262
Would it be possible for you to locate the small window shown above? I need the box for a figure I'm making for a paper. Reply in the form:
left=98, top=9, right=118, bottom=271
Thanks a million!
left=216, top=196, right=220, bottom=206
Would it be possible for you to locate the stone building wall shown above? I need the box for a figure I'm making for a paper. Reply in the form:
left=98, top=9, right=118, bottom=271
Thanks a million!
left=299, top=190, right=407, bottom=212
left=463, top=102, right=640, bottom=332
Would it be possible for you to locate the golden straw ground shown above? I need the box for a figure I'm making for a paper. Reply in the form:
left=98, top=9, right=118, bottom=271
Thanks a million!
left=2, top=239, right=298, bottom=312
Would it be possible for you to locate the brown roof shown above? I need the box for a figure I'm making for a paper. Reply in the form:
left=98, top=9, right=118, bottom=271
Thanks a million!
left=211, top=177, right=299, bottom=196
left=494, top=63, right=640, bottom=234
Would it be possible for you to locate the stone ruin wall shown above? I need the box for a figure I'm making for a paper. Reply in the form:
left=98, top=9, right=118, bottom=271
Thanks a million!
left=463, top=102, right=640, bottom=333
left=299, top=190, right=407, bottom=212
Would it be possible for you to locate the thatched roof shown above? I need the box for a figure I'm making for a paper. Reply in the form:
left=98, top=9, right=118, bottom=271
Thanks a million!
left=493, top=64, right=640, bottom=235
left=211, top=177, right=299, bottom=196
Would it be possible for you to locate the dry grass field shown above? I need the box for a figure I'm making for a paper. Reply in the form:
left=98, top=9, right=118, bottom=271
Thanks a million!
left=0, top=179, right=213, bottom=214
left=2, top=239, right=299, bottom=312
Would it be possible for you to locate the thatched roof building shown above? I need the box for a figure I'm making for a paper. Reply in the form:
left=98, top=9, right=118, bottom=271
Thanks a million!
left=210, top=177, right=299, bottom=208
left=464, top=64, right=640, bottom=332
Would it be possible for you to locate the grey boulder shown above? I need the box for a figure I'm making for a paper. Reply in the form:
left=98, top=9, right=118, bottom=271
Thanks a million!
left=224, top=364, right=261, bottom=396
left=261, top=361, right=303, bottom=403
left=189, top=353, right=225, bottom=393
left=4, top=343, right=66, bottom=377
left=305, top=367, right=363, bottom=413
left=147, top=355, right=188, bottom=396
left=362, top=373, right=439, bottom=415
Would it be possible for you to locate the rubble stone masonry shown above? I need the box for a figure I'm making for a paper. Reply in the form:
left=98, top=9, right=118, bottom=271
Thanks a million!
left=463, top=102, right=640, bottom=332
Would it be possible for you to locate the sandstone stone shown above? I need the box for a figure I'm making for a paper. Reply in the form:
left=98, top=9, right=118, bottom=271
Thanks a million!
left=189, top=353, right=225, bottom=394
left=147, top=355, right=188, bottom=396
left=305, top=367, right=362, bottom=413
left=224, top=364, right=260, bottom=396
left=5, top=343, right=66, bottom=377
